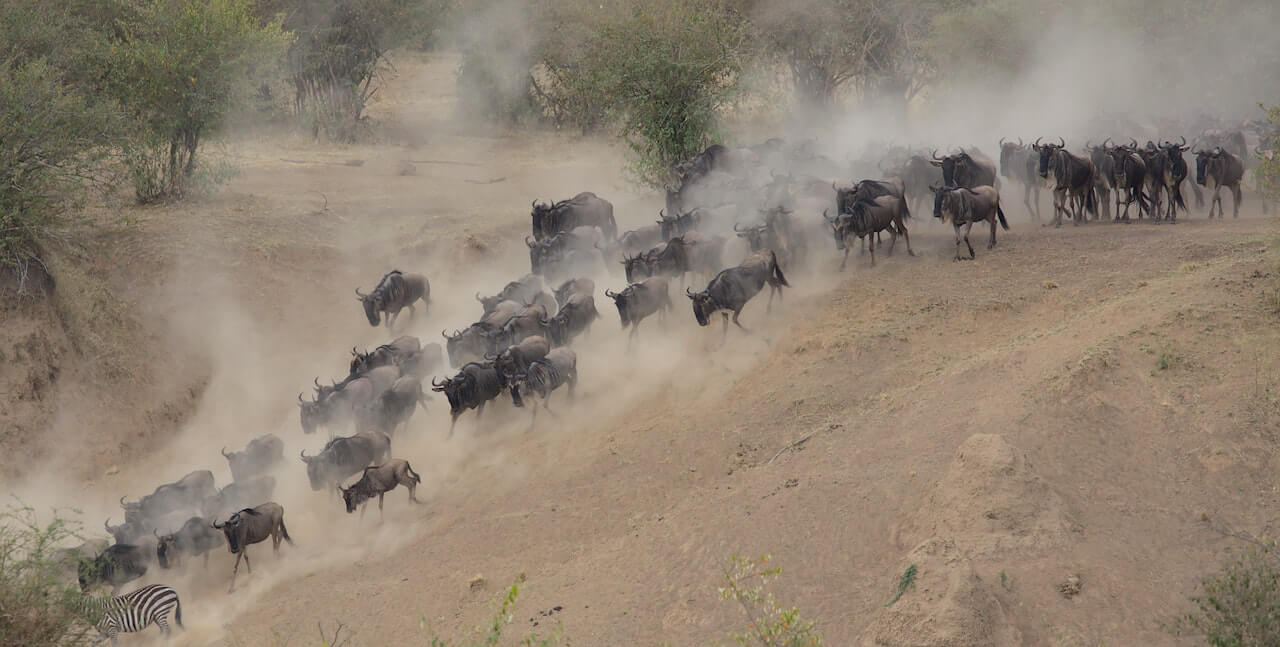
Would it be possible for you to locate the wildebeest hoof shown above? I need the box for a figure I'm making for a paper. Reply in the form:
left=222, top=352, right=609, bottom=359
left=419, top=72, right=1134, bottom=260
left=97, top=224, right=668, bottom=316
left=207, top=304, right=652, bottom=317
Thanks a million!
left=907, top=250, right=916, bottom=256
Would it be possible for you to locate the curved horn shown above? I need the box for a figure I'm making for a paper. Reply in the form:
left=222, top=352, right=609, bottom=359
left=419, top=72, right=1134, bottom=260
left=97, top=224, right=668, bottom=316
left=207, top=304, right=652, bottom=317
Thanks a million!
left=531, top=199, right=537, bottom=209
left=686, top=287, right=696, bottom=297
left=823, top=209, right=836, bottom=223
left=212, top=519, right=224, bottom=529
left=832, top=181, right=839, bottom=193
left=604, top=289, right=617, bottom=298
left=104, top=517, right=113, bottom=532
left=931, top=148, right=941, bottom=160
left=1179, top=135, right=1187, bottom=147
left=354, top=287, right=366, bottom=298
left=1085, top=140, right=1094, bottom=151
left=1057, top=137, right=1065, bottom=148
left=298, top=392, right=305, bottom=404
left=119, top=496, right=127, bottom=507
left=431, top=376, right=444, bottom=387
left=1129, top=137, right=1138, bottom=149
left=1103, top=137, right=1113, bottom=149
left=1034, top=137, right=1043, bottom=148
left=299, top=449, right=312, bottom=462
left=314, top=377, right=322, bottom=389
left=525, top=236, right=535, bottom=247
left=1017, top=137, right=1024, bottom=147
left=221, top=447, right=231, bottom=458
left=999, top=137, right=1007, bottom=147
left=733, top=223, right=746, bottom=232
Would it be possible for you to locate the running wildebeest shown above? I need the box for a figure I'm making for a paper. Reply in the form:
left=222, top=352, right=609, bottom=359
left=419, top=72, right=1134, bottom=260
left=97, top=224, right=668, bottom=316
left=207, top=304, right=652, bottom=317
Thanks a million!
left=79, top=542, right=153, bottom=593
left=103, top=517, right=146, bottom=546
left=545, top=292, right=600, bottom=346
left=221, top=434, right=283, bottom=483
left=616, top=224, right=665, bottom=258
left=999, top=138, right=1043, bottom=221
left=442, top=322, right=501, bottom=368
left=531, top=192, right=617, bottom=241
left=735, top=207, right=802, bottom=269
left=896, top=153, right=945, bottom=217
left=606, top=276, right=673, bottom=343
left=930, top=148, right=999, bottom=189
left=155, top=516, right=225, bottom=569
left=339, top=459, right=423, bottom=518
left=823, top=194, right=913, bottom=269
left=658, top=208, right=703, bottom=240
left=527, top=226, right=605, bottom=274
left=492, top=303, right=551, bottom=348
left=490, top=335, right=551, bottom=384
left=476, top=275, right=544, bottom=316
left=1106, top=144, right=1151, bottom=221
left=1085, top=140, right=1116, bottom=220
left=355, top=375, right=430, bottom=435
left=686, top=249, right=789, bottom=338
left=930, top=185, right=1010, bottom=260
left=1033, top=137, right=1098, bottom=226
left=355, top=270, right=430, bottom=329
left=431, top=361, right=504, bottom=437
left=1156, top=138, right=1192, bottom=222
left=212, top=502, right=293, bottom=593
left=348, top=335, right=421, bottom=377
left=1195, top=147, right=1245, bottom=219
left=202, top=475, right=277, bottom=521
left=552, top=278, right=594, bottom=308
left=509, top=348, right=578, bottom=424
left=1135, top=139, right=1170, bottom=221
left=299, top=432, right=390, bottom=492
left=120, top=470, right=216, bottom=527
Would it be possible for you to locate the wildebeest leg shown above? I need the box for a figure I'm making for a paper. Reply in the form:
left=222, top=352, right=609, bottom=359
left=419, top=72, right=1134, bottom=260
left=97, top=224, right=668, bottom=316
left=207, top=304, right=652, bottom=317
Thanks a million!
left=720, top=312, right=730, bottom=338
left=731, top=308, right=750, bottom=332
left=1231, top=183, right=1242, bottom=218
left=406, top=303, right=416, bottom=324
left=227, top=551, right=244, bottom=593
left=886, top=227, right=898, bottom=256
left=448, top=412, right=459, bottom=438
left=839, top=245, right=850, bottom=272
left=867, top=232, right=876, bottom=267
left=359, top=501, right=367, bottom=519
left=961, top=222, right=975, bottom=260
left=1023, top=183, right=1034, bottom=219
left=987, top=216, right=997, bottom=249
left=952, top=223, right=964, bottom=261
left=378, top=492, right=385, bottom=516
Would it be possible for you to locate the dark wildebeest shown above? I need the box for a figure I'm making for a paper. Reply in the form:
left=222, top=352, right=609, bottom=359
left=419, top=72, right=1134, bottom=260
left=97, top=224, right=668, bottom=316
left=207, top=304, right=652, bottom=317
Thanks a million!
left=339, top=459, right=423, bottom=518
left=606, top=276, right=673, bottom=343
left=1106, top=145, right=1150, bottom=221
left=897, top=153, right=945, bottom=217
left=103, top=517, right=146, bottom=546
left=930, top=148, right=999, bottom=189
left=299, top=432, right=390, bottom=492
left=431, top=361, right=504, bottom=437
left=509, top=348, right=578, bottom=424
left=527, top=226, right=605, bottom=275
left=348, top=335, right=421, bottom=377
left=552, top=278, right=594, bottom=308
left=686, top=249, right=789, bottom=338
left=667, top=144, right=734, bottom=213
left=156, top=516, right=225, bottom=569
left=930, top=185, right=1010, bottom=260
left=221, top=434, right=283, bottom=484
left=355, top=375, right=430, bottom=435
left=658, top=208, right=703, bottom=241
left=299, top=366, right=398, bottom=436
left=1193, top=129, right=1247, bottom=209
left=823, top=194, right=913, bottom=269
left=1033, top=137, right=1098, bottom=227
left=120, top=470, right=216, bottom=527
left=1085, top=140, right=1116, bottom=220
left=545, top=292, right=600, bottom=346
left=833, top=178, right=905, bottom=253
left=531, top=192, right=617, bottom=241
left=735, top=207, right=805, bottom=269
left=78, top=542, right=153, bottom=593
left=202, top=475, right=277, bottom=521
left=999, top=138, right=1043, bottom=221
left=1156, top=138, right=1192, bottom=222
left=212, top=502, right=293, bottom=593
left=616, top=224, right=665, bottom=258
left=1135, top=140, right=1169, bottom=221
left=492, top=303, right=551, bottom=348
left=355, top=270, right=430, bottom=329
left=442, top=322, right=500, bottom=368
left=1195, top=147, right=1244, bottom=219
left=490, top=335, right=551, bottom=384
left=476, top=275, right=544, bottom=316
left=397, top=342, right=444, bottom=380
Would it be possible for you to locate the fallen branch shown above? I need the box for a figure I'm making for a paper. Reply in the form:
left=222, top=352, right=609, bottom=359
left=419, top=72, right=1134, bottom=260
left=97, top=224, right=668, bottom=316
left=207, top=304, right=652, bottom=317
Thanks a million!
left=767, top=432, right=815, bottom=465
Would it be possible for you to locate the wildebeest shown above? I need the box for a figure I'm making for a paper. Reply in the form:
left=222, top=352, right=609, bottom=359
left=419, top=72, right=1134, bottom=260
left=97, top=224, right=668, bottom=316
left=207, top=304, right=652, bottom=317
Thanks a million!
left=78, top=542, right=153, bottom=593
left=1156, top=138, right=1192, bottom=222
left=998, top=138, right=1043, bottom=221
left=1085, top=140, right=1116, bottom=220
left=1106, top=145, right=1150, bottom=221
left=355, top=375, right=430, bottom=435
left=896, top=153, right=945, bottom=216
left=120, top=470, right=216, bottom=527
left=476, top=275, right=544, bottom=316
left=606, top=276, right=673, bottom=343
left=355, top=270, right=430, bottom=329
left=509, top=348, right=578, bottom=423
left=103, top=517, right=146, bottom=546
left=930, top=148, right=999, bottom=189
left=544, top=292, right=600, bottom=346
left=431, top=361, right=504, bottom=437
left=493, top=303, right=552, bottom=348
left=527, top=226, right=605, bottom=275
left=442, top=322, right=501, bottom=368
left=397, top=342, right=445, bottom=380
left=299, top=432, right=390, bottom=492
left=658, top=208, right=703, bottom=240
left=348, top=335, right=421, bottom=377
left=531, top=192, right=617, bottom=241
left=552, top=278, right=594, bottom=308
left=931, top=185, right=1010, bottom=260
left=202, top=475, right=277, bottom=521
left=339, top=459, right=423, bottom=517
left=300, top=365, right=398, bottom=436
left=735, top=207, right=803, bottom=269
left=1135, top=140, right=1170, bottom=221
left=1195, top=147, right=1244, bottom=219
left=156, top=516, right=225, bottom=569
left=823, top=194, right=913, bottom=269
left=211, top=502, right=293, bottom=593
left=490, top=335, right=551, bottom=385
left=686, top=249, right=789, bottom=337
left=221, top=434, right=283, bottom=483
left=616, top=224, right=665, bottom=258
left=1034, top=137, right=1098, bottom=226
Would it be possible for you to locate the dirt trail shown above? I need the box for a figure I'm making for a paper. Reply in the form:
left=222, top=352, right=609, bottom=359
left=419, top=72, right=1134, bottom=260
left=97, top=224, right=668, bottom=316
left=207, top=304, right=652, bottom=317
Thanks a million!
left=3, top=52, right=1279, bottom=646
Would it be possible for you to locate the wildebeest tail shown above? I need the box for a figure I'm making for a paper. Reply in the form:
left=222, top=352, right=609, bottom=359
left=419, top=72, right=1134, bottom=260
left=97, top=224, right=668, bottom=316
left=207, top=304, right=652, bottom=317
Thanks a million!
left=1173, top=185, right=1187, bottom=212
left=279, top=517, right=294, bottom=546
left=1085, top=185, right=1098, bottom=218
left=996, top=200, right=1009, bottom=230
left=406, top=464, right=422, bottom=486
left=901, top=197, right=912, bottom=220
left=770, top=250, right=790, bottom=287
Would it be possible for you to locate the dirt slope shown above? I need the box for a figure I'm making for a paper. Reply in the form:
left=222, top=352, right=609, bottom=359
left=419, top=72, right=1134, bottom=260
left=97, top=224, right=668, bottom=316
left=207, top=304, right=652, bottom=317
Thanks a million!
left=3, top=51, right=1279, bottom=647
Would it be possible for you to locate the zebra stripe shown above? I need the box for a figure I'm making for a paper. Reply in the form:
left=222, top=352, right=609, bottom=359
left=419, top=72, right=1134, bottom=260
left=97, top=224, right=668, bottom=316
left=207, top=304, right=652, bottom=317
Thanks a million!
left=82, top=584, right=182, bottom=646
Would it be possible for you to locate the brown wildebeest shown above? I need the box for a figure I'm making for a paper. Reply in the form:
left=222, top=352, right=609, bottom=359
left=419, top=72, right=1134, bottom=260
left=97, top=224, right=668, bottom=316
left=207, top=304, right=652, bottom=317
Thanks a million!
left=930, top=185, right=1009, bottom=260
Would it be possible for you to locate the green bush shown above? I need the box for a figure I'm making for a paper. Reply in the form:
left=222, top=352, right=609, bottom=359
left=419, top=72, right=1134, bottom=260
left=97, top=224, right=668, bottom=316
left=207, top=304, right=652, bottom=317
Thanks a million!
left=108, top=0, right=289, bottom=203
left=0, top=504, right=97, bottom=647
left=719, top=553, right=824, bottom=647
left=1178, top=547, right=1280, bottom=647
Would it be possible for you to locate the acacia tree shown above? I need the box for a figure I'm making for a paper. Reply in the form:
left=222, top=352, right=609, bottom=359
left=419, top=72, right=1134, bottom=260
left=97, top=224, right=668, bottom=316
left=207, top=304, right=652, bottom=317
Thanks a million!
left=109, top=0, right=289, bottom=202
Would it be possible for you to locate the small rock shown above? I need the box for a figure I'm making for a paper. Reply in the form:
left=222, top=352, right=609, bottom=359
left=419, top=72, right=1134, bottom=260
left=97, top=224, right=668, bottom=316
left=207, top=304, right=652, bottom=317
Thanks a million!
left=784, top=478, right=799, bottom=488
left=1042, top=280, right=1059, bottom=290
left=1058, top=574, right=1082, bottom=598
left=469, top=575, right=486, bottom=591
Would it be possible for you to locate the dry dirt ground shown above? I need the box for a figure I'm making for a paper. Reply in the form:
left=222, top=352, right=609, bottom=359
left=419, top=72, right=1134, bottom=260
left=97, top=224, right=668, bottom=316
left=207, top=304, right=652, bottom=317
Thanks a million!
left=3, top=52, right=1280, bottom=646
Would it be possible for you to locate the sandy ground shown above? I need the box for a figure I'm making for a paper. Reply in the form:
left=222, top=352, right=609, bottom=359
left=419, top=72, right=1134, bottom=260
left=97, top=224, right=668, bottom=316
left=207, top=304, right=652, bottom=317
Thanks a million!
left=3, top=51, right=1279, bottom=647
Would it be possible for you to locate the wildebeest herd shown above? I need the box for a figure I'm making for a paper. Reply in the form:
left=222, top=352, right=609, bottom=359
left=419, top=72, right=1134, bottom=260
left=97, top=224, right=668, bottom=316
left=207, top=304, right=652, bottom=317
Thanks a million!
left=60, top=122, right=1277, bottom=643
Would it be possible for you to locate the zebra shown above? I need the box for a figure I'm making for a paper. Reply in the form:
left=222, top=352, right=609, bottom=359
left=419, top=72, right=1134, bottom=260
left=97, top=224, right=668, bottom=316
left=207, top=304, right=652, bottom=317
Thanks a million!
left=79, top=583, right=183, bottom=646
